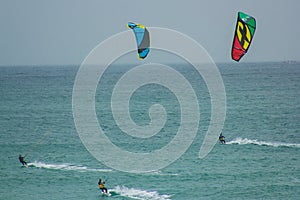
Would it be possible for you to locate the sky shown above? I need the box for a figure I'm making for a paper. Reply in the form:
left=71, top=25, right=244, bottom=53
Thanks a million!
left=1, top=0, right=300, bottom=65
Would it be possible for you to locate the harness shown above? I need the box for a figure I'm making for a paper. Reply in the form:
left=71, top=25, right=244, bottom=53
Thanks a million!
left=99, top=183, right=104, bottom=189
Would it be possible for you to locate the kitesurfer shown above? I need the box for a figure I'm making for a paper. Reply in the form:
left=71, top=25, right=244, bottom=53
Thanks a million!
left=98, top=178, right=108, bottom=193
left=219, top=133, right=226, bottom=144
left=19, top=154, right=27, bottom=166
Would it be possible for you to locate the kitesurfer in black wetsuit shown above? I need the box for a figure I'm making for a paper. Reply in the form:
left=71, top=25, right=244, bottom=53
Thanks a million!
left=219, top=133, right=226, bottom=144
left=19, top=154, right=27, bottom=166
left=98, top=178, right=108, bottom=193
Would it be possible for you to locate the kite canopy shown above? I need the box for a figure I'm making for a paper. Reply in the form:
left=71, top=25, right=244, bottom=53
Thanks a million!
left=231, top=12, right=256, bottom=62
left=127, top=22, right=150, bottom=59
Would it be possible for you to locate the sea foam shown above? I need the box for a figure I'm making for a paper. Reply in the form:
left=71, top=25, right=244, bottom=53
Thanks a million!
left=28, top=161, right=113, bottom=172
left=112, top=185, right=172, bottom=200
left=227, top=137, right=300, bottom=148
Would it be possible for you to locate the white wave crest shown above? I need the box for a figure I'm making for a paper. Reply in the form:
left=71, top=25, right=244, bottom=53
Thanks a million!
left=227, top=137, right=300, bottom=148
left=28, top=161, right=113, bottom=172
left=145, top=170, right=179, bottom=176
left=112, top=185, right=172, bottom=200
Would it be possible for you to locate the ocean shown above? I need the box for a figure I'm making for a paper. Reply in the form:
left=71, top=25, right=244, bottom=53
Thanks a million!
left=0, top=62, right=299, bottom=199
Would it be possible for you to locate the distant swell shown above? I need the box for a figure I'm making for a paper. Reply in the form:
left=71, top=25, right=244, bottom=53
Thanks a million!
left=112, top=185, right=171, bottom=200
left=227, top=137, right=300, bottom=148
left=28, top=161, right=113, bottom=172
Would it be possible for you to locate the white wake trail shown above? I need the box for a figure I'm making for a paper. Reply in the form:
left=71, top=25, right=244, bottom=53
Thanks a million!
left=28, top=161, right=113, bottom=172
left=227, top=137, right=300, bottom=148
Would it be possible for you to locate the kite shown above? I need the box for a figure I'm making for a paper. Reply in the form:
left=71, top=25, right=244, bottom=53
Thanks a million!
left=127, top=22, right=150, bottom=59
left=231, top=12, right=256, bottom=62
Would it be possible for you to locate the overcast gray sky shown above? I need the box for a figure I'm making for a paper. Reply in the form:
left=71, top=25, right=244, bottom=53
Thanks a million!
left=1, top=0, right=299, bottom=65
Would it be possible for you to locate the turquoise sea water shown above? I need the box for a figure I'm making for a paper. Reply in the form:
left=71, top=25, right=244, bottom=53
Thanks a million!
left=0, top=62, right=299, bottom=199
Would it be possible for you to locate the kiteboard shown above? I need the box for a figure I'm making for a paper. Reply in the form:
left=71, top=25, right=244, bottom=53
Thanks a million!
left=101, top=191, right=111, bottom=197
left=21, top=164, right=33, bottom=168
left=101, top=190, right=118, bottom=197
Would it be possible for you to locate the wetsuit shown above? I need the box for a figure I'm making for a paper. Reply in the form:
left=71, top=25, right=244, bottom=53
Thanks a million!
left=98, top=179, right=108, bottom=193
left=19, top=155, right=27, bottom=166
left=219, top=135, right=226, bottom=144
